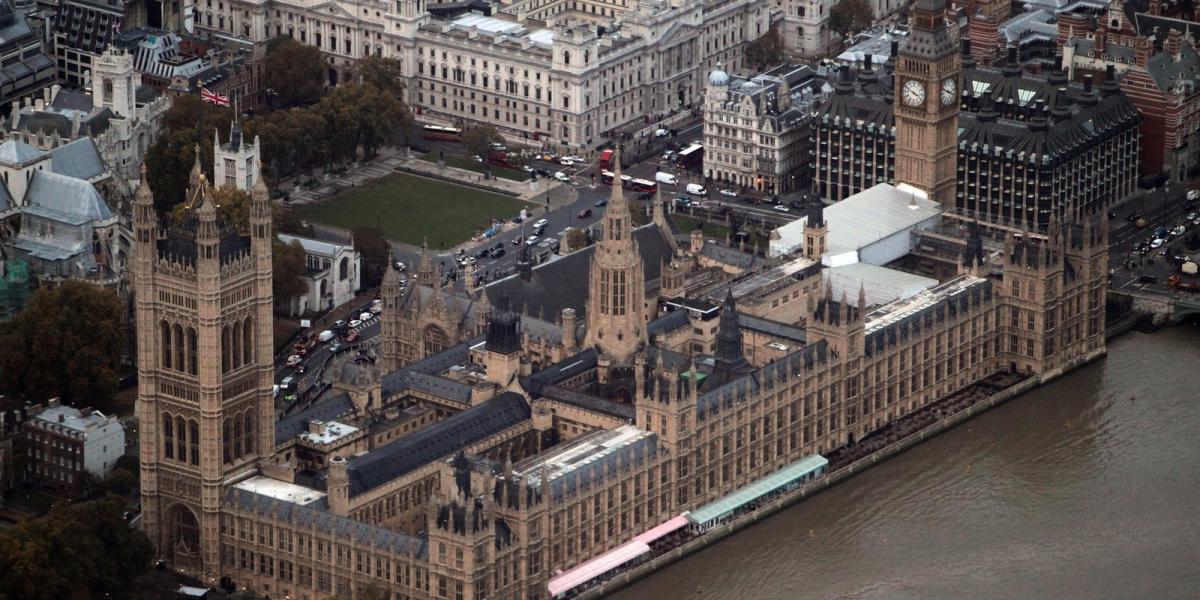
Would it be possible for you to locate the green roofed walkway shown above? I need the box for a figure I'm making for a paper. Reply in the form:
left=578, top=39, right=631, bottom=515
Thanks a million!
left=686, top=454, right=828, bottom=532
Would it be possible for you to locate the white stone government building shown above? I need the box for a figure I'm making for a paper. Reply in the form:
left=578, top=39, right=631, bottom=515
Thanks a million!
left=192, top=0, right=771, bottom=148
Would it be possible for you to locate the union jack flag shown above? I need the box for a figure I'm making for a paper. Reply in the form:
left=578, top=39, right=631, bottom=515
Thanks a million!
left=201, top=87, right=230, bottom=107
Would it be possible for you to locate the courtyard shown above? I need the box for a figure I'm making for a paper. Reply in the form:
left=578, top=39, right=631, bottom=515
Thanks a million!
left=296, top=173, right=530, bottom=249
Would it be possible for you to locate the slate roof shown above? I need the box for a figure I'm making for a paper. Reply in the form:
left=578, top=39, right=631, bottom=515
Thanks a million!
left=274, top=393, right=355, bottom=445
left=49, top=137, right=105, bottom=181
left=0, top=139, right=47, bottom=165
left=26, top=171, right=113, bottom=223
left=223, top=486, right=427, bottom=558
left=699, top=243, right=759, bottom=269
left=484, top=224, right=672, bottom=319
left=520, top=348, right=597, bottom=393
left=379, top=336, right=482, bottom=401
left=49, top=89, right=94, bottom=112
left=647, top=309, right=690, bottom=336
left=1144, top=42, right=1200, bottom=94
left=345, top=392, right=531, bottom=496
left=736, top=313, right=806, bottom=344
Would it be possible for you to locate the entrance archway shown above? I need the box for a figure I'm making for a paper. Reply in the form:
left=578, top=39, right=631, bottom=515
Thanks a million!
left=328, top=67, right=339, bottom=86
left=164, top=503, right=202, bottom=570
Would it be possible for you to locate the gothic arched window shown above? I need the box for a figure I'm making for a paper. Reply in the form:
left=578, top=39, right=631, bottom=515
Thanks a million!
left=242, top=318, right=253, bottom=366
left=339, top=257, right=349, bottom=280
left=233, top=416, right=243, bottom=459
left=102, top=78, right=113, bottom=100
left=243, top=411, right=255, bottom=455
left=188, top=419, right=200, bottom=465
left=231, top=323, right=242, bottom=370
left=222, top=418, right=232, bottom=464
left=162, top=412, right=174, bottom=459
left=423, top=325, right=448, bottom=356
left=221, top=326, right=231, bottom=373
left=175, top=415, right=187, bottom=462
left=173, top=324, right=185, bottom=373
left=187, top=327, right=198, bottom=375
left=161, top=321, right=172, bottom=369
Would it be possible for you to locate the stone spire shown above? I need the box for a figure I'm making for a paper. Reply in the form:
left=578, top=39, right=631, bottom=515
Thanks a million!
left=652, top=185, right=677, bottom=254
left=583, top=147, right=647, bottom=364
left=416, top=238, right=436, bottom=287
left=714, top=287, right=747, bottom=370
left=188, top=143, right=203, bottom=195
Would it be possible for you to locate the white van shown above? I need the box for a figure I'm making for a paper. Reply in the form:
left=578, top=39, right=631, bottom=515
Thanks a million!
left=686, top=183, right=707, bottom=196
left=318, top=330, right=335, bottom=343
left=655, top=172, right=678, bottom=185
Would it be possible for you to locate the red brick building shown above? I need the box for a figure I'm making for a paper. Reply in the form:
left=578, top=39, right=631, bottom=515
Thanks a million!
left=1058, top=0, right=1200, bottom=181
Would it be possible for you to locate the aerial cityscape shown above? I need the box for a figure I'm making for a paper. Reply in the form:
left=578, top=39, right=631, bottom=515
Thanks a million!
left=0, top=0, right=1196, bottom=597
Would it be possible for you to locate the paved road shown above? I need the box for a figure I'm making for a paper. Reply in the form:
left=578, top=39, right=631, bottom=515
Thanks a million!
left=1106, top=185, right=1200, bottom=294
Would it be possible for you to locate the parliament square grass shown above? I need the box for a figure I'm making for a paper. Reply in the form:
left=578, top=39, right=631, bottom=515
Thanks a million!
left=297, top=173, right=529, bottom=249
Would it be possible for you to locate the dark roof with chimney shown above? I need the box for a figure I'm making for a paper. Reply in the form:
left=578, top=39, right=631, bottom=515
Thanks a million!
left=345, top=392, right=531, bottom=496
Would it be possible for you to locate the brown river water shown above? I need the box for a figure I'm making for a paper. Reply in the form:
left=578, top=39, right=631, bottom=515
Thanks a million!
left=610, top=326, right=1200, bottom=600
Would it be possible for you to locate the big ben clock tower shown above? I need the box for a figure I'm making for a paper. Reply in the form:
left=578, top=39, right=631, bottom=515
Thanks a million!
left=894, top=0, right=960, bottom=211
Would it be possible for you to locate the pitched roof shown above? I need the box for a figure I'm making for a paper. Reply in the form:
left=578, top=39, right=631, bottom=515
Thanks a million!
left=345, top=392, right=531, bottom=496
left=49, top=137, right=105, bottom=181
left=26, top=171, right=112, bottom=223
left=0, top=139, right=48, bottom=165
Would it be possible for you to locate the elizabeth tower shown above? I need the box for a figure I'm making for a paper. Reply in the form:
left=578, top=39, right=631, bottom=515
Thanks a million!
left=133, top=153, right=275, bottom=576
left=894, top=0, right=960, bottom=210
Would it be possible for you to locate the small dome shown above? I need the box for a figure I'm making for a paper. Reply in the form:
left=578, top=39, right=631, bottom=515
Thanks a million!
left=708, top=63, right=730, bottom=87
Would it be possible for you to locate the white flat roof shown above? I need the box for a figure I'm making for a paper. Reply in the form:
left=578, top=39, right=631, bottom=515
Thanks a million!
left=233, top=475, right=326, bottom=506
left=452, top=13, right=555, bottom=45
left=298, top=420, right=359, bottom=445
left=864, top=275, right=986, bottom=334
left=823, top=183, right=941, bottom=256
left=825, top=263, right=938, bottom=307
left=515, top=425, right=651, bottom=485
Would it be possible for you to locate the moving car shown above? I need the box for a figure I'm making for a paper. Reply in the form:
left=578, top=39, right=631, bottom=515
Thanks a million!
left=719, top=189, right=737, bottom=197
left=286, top=355, right=302, bottom=367
left=655, top=128, right=670, bottom=137
left=526, top=235, right=540, bottom=245
left=686, top=183, right=707, bottom=196
left=655, top=172, right=678, bottom=185
left=773, top=205, right=792, bottom=213
left=318, top=330, right=335, bottom=343
left=555, top=171, right=570, bottom=182
left=577, top=208, right=593, bottom=218
left=533, top=219, right=549, bottom=229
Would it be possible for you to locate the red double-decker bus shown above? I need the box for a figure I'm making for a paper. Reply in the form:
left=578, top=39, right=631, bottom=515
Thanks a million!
left=422, top=125, right=463, bottom=142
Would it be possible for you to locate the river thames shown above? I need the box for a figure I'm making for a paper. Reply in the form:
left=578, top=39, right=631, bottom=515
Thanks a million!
left=611, top=326, right=1200, bottom=600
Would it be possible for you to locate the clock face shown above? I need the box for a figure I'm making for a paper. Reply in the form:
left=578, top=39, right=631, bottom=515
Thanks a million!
left=902, top=80, right=925, bottom=107
left=941, top=78, right=957, bottom=106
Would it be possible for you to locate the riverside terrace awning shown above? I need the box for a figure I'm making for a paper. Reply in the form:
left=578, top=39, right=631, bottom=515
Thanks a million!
left=547, top=540, right=650, bottom=598
left=686, top=454, right=829, bottom=531
left=633, top=515, right=690, bottom=545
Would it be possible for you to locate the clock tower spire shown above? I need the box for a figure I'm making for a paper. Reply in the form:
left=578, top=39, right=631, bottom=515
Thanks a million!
left=894, top=0, right=960, bottom=211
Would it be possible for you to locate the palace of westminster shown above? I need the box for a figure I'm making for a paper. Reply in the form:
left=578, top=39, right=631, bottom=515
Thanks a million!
left=134, top=2, right=1109, bottom=598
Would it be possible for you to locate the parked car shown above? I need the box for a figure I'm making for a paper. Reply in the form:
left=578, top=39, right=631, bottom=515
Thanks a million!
left=349, top=319, right=362, bottom=328
left=578, top=208, right=593, bottom=218
left=555, top=171, right=570, bottom=182
left=1171, top=225, right=1186, bottom=236
left=359, top=312, right=372, bottom=321
left=329, top=342, right=350, bottom=354
left=526, top=235, right=540, bottom=245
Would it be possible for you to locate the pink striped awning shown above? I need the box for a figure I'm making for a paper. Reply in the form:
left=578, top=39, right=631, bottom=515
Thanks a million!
left=633, top=515, right=689, bottom=545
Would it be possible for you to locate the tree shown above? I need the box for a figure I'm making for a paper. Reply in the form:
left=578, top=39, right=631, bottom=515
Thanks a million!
left=266, top=38, right=328, bottom=108
left=246, top=106, right=329, bottom=183
left=351, top=226, right=391, bottom=289
left=143, top=96, right=233, bottom=209
left=830, top=0, right=874, bottom=36
left=462, top=125, right=505, bottom=162
left=564, top=228, right=587, bottom=252
left=0, top=497, right=155, bottom=600
left=103, top=467, right=136, bottom=495
left=274, top=238, right=309, bottom=305
left=745, top=28, right=785, bottom=72
left=357, top=56, right=406, bottom=96
left=0, top=282, right=123, bottom=409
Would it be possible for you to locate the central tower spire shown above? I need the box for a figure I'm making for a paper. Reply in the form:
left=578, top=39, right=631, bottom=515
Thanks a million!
left=584, top=148, right=647, bottom=364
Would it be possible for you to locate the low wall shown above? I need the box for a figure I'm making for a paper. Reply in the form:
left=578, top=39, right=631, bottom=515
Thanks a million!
left=576, top=353, right=1105, bottom=599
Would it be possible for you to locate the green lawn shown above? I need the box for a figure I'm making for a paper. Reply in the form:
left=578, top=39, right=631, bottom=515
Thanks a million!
left=297, top=173, right=529, bottom=249
left=419, top=150, right=529, bottom=182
